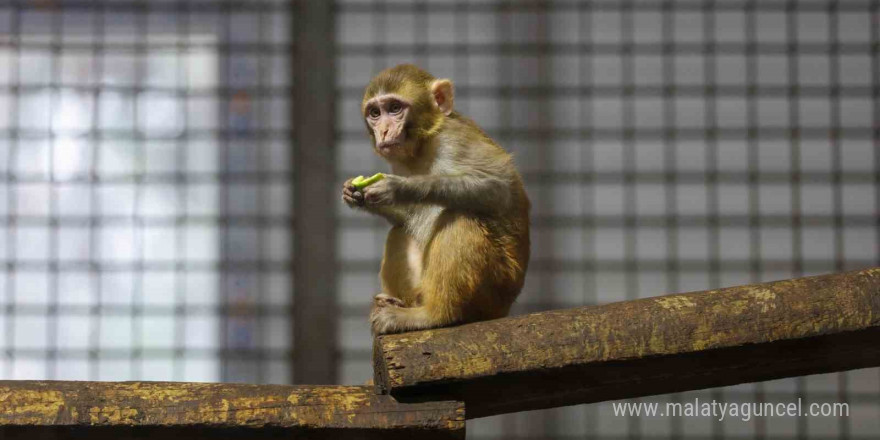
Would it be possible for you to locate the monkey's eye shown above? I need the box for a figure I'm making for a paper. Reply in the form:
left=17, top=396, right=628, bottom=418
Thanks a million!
left=368, top=107, right=380, bottom=118
left=388, top=102, right=402, bottom=114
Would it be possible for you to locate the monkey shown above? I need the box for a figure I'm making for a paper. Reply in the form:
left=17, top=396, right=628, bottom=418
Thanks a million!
left=341, top=64, right=530, bottom=335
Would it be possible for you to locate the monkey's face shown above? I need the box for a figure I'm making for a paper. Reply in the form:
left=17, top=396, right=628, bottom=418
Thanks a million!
left=363, top=94, right=412, bottom=159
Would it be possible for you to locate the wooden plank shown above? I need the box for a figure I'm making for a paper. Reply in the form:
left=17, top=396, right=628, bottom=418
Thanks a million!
left=0, top=382, right=464, bottom=439
left=374, top=267, right=880, bottom=419
left=292, top=0, right=338, bottom=384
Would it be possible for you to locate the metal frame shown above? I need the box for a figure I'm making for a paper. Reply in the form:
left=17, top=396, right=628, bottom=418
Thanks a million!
left=292, top=0, right=337, bottom=384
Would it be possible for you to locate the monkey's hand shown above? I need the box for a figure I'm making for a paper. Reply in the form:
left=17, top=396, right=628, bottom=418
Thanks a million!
left=370, top=293, right=406, bottom=335
left=363, top=174, right=404, bottom=207
left=342, top=177, right=365, bottom=208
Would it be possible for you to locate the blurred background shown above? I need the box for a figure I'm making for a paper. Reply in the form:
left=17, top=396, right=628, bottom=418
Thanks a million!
left=0, top=0, right=877, bottom=438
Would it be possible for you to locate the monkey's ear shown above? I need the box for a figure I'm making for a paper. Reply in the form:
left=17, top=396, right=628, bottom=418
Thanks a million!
left=431, top=79, right=454, bottom=116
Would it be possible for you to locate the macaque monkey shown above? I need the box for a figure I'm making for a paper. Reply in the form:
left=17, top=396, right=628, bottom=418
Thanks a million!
left=342, top=64, right=530, bottom=335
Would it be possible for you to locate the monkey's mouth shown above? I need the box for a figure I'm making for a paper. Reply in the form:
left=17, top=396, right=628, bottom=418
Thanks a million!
left=376, top=140, right=402, bottom=154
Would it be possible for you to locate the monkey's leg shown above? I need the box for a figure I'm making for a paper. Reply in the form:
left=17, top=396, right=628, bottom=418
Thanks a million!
left=371, top=213, right=513, bottom=335
left=378, top=226, right=422, bottom=306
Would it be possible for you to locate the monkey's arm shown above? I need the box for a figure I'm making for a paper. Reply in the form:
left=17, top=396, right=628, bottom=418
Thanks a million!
left=363, top=205, right=411, bottom=225
left=393, top=173, right=512, bottom=213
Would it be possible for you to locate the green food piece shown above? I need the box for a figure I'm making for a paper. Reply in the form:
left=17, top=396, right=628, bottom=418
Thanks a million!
left=352, top=173, right=385, bottom=190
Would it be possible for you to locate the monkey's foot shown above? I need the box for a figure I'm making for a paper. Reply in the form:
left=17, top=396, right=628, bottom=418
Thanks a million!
left=373, top=293, right=406, bottom=308
left=370, top=306, right=396, bottom=335
left=371, top=293, right=406, bottom=335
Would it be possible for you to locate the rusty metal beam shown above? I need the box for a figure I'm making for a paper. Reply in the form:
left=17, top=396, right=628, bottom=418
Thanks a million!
left=373, top=267, right=880, bottom=419
left=0, top=382, right=464, bottom=439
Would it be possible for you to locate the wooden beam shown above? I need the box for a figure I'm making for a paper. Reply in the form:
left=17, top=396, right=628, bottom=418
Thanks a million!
left=0, top=382, right=464, bottom=439
left=374, top=267, right=880, bottom=419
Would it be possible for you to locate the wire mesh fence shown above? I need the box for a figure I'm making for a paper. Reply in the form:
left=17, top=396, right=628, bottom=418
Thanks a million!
left=335, top=0, right=878, bottom=438
left=0, top=0, right=293, bottom=384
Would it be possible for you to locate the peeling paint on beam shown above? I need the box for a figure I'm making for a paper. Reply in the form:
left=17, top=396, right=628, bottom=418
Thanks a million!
left=0, top=382, right=465, bottom=439
left=374, top=268, right=880, bottom=419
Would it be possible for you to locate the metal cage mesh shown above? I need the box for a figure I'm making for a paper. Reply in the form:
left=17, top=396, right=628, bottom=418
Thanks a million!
left=0, top=1, right=293, bottom=384
left=0, top=0, right=877, bottom=438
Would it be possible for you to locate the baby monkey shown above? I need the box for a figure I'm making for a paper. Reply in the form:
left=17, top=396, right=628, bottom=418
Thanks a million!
left=342, top=64, right=530, bottom=335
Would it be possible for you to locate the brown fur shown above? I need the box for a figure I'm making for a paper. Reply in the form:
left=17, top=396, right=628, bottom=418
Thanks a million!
left=343, top=64, right=530, bottom=335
